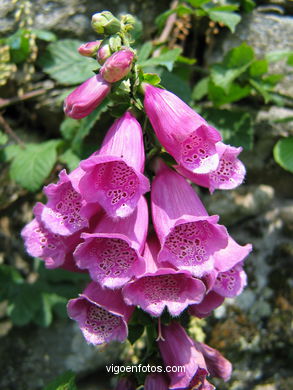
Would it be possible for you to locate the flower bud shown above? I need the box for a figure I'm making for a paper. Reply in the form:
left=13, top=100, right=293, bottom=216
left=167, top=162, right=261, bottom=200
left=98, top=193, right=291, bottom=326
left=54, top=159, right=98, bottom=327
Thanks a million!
left=91, top=11, right=121, bottom=35
left=78, top=40, right=102, bottom=57
left=97, top=43, right=112, bottom=64
left=100, top=48, right=135, bottom=83
left=64, top=74, right=111, bottom=119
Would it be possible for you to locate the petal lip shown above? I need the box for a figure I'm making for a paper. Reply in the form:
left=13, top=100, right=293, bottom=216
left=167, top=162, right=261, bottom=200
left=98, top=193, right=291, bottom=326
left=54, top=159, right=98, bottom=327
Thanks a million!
left=78, top=155, right=150, bottom=218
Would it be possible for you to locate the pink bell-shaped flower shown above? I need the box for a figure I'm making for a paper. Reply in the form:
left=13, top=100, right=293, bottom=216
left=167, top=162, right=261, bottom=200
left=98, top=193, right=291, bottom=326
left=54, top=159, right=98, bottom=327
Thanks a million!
left=158, top=321, right=208, bottom=389
left=176, top=142, right=246, bottom=193
left=67, top=282, right=134, bottom=345
left=144, top=373, right=169, bottom=390
left=74, top=196, right=148, bottom=289
left=38, top=168, right=100, bottom=236
left=64, top=74, right=111, bottom=119
left=151, top=162, right=228, bottom=278
left=122, top=234, right=206, bottom=317
left=144, top=84, right=222, bottom=175
left=78, top=111, right=150, bottom=218
left=21, top=203, right=82, bottom=270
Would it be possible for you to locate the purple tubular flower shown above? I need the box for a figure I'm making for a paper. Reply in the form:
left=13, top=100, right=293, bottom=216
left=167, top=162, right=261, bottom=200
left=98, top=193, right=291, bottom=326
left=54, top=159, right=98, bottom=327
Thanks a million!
left=144, top=84, right=222, bottom=174
left=158, top=322, right=208, bottom=389
left=176, top=142, right=246, bottom=193
left=189, top=291, right=225, bottom=318
left=190, top=236, right=252, bottom=316
left=122, top=234, right=206, bottom=317
left=152, top=162, right=228, bottom=278
left=78, top=111, right=150, bottom=218
left=195, top=342, right=232, bottom=382
left=39, top=168, right=100, bottom=236
left=100, top=48, right=135, bottom=83
left=21, top=203, right=81, bottom=269
left=74, top=196, right=148, bottom=289
left=144, top=373, right=169, bottom=390
left=213, top=235, right=252, bottom=298
left=78, top=40, right=102, bottom=57
left=67, top=282, right=134, bottom=345
left=64, top=74, right=111, bottom=119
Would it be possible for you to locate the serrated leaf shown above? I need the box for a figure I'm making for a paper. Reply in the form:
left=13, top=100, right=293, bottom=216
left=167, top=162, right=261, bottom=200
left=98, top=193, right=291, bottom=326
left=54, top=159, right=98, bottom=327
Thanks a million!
left=208, top=11, right=241, bottom=33
left=201, top=108, right=253, bottom=150
left=138, top=42, right=153, bottom=62
left=10, top=140, right=61, bottom=191
left=39, top=39, right=99, bottom=85
left=140, top=48, right=182, bottom=72
left=192, top=77, right=209, bottom=101
left=273, top=137, right=293, bottom=173
left=43, top=371, right=77, bottom=390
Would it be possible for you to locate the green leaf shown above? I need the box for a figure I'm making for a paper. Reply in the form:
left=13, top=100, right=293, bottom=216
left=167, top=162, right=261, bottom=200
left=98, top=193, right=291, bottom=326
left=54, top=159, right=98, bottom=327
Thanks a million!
left=7, top=29, right=30, bottom=63
left=249, top=78, right=271, bottom=103
left=0, top=264, right=23, bottom=299
left=208, top=11, right=241, bottom=33
left=8, top=284, right=42, bottom=326
left=140, top=48, right=182, bottom=72
left=39, top=39, right=99, bottom=85
left=59, top=149, right=80, bottom=171
left=211, top=44, right=254, bottom=92
left=192, top=77, right=209, bottom=101
left=158, top=69, right=192, bottom=103
left=249, top=59, right=268, bottom=78
left=242, top=0, right=256, bottom=12
left=143, top=73, right=161, bottom=85
left=9, top=140, right=61, bottom=191
left=287, top=53, right=293, bottom=66
left=31, top=29, right=57, bottom=42
left=137, top=42, right=153, bottom=62
left=155, top=9, right=176, bottom=30
left=0, top=144, right=21, bottom=162
left=0, top=131, right=8, bottom=145
left=201, top=108, right=253, bottom=150
left=224, top=43, right=255, bottom=68
left=128, top=324, right=145, bottom=345
left=273, top=137, right=293, bottom=173
left=208, top=80, right=251, bottom=106
left=186, top=0, right=210, bottom=6
left=43, top=371, right=77, bottom=390
left=34, top=292, right=67, bottom=327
